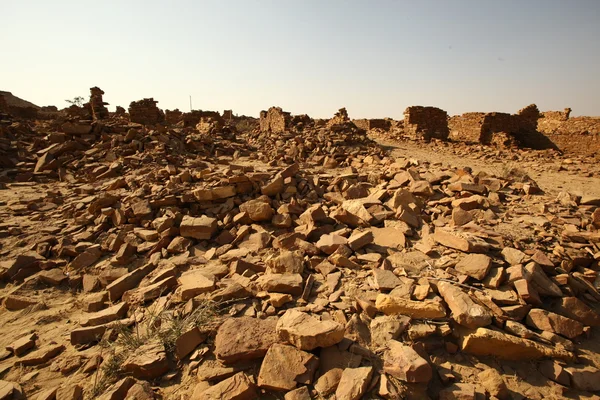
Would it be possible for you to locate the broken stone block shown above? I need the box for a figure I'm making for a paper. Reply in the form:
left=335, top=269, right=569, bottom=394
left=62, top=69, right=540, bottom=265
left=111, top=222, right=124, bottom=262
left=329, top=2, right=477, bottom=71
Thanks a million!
left=454, top=254, right=492, bottom=280
left=525, top=308, right=584, bottom=339
left=335, top=366, right=373, bottom=400
left=383, top=340, right=432, bottom=383
left=106, top=263, right=154, bottom=302
left=257, top=343, right=319, bottom=391
left=38, top=268, right=67, bottom=285
left=433, top=228, right=489, bottom=253
left=551, top=296, right=600, bottom=326
left=175, top=327, right=205, bottom=360
left=437, top=282, right=492, bottom=329
left=256, top=273, right=303, bottom=295
left=371, top=227, right=406, bottom=249
left=276, top=309, right=345, bottom=350
left=178, top=270, right=216, bottom=301
left=347, top=230, right=374, bottom=251
left=372, top=268, right=400, bottom=291
left=539, top=360, right=570, bottom=386
left=438, top=383, right=476, bottom=400
left=180, top=215, right=218, bottom=240
left=239, top=198, right=273, bottom=222
left=215, top=317, right=279, bottom=364
left=15, top=343, right=65, bottom=366
left=502, top=247, right=528, bottom=265
left=477, top=369, right=509, bottom=399
left=376, top=294, right=446, bottom=319
left=284, top=386, right=311, bottom=400
left=122, top=341, right=168, bottom=380
left=314, top=369, right=342, bottom=397
left=316, top=234, right=348, bottom=255
left=370, top=315, right=410, bottom=348
left=566, top=366, right=600, bottom=392
left=3, top=295, right=38, bottom=311
left=7, top=333, right=37, bottom=356
left=266, top=251, right=304, bottom=274
left=198, top=372, right=257, bottom=400
left=69, top=246, right=102, bottom=270
left=460, top=327, right=573, bottom=360
left=81, top=302, right=128, bottom=327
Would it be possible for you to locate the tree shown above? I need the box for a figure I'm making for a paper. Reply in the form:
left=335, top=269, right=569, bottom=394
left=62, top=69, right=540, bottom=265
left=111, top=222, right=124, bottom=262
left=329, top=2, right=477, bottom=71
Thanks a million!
left=65, top=96, right=85, bottom=107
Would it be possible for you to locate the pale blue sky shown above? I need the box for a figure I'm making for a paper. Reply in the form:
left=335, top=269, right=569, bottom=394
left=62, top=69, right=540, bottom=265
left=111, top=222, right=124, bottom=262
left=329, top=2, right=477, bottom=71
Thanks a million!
left=2, top=0, right=599, bottom=118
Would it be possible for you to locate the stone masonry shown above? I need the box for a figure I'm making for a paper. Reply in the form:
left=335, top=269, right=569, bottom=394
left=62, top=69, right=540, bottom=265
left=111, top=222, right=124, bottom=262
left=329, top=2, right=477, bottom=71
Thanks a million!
left=89, top=87, right=109, bottom=120
left=403, top=106, right=449, bottom=140
left=128, top=98, right=165, bottom=125
left=260, top=107, right=291, bottom=133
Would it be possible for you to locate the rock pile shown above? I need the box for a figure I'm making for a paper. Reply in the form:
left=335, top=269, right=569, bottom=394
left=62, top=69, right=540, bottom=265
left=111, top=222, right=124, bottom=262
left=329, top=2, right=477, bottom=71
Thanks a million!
left=1, top=95, right=600, bottom=400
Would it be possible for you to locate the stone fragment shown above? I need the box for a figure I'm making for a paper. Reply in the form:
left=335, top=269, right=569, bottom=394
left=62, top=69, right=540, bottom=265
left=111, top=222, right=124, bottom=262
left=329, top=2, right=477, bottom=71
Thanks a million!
left=7, top=333, right=37, bottom=356
left=371, top=227, right=406, bottom=249
left=178, top=270, right=216, bottom=300
left=316, top=234, right=348, bottom=255
left=460, top=327, right=573, bottom=360
left=106, top=264, right=154, bottom=302
left=439, top=383, right=476, bottom=400
left=525, top=308, right=584, bottom=339
left=257, top=343, right=318, bottom=391
left=373, top=268, right=400, bottom=291
left=122, top=341, right=168, bottom=380
left=15, top=343, right=64, bottom=366
left=437, top=282, right=492, bottom=328
left=347, top=230, right=374, bottom=251
left=256, top=274, right=303, bottom=295
left=239, top=198, right=273, bottom=222
left=370, top=315, right=410, bottom=347
left=455, top=254, right=492, bottom=280
left=3, top=295, right=38, bottom=310
left=335, top=366, right=373, bottom=400
left=383, top=340, right=432, bottom=383
left=376, top=294, right=446, bottom=319
left=180, top=215, right=218, bottom=240
left=539, top=360, right=570, bottom=386
left=55, top=384, right=83, bottom=400
left=266, top=251, right=304, bottom=274
left=314, top=369, right=342, bottom=397
left=551, top=297, right=600, bottom=326
left=215, top=317, right=279, bottom=364
left=566, top=366, right=600, bottom=392
left=477, top=369, right=509, bottom=399
left=502, top=247, right=528, bottom=265
left=433, top=229, right=489, bottom=253
left=175, top=327, right=204, bottom=360
left=276, top=309, right=345, bottom=350
left=97, top=377, right=135, bottom=400
left=198, top=372, right=257, bottom=400
left=38, top=268, right=67, bottom=285
left=81, top=302, right=128, bottom=327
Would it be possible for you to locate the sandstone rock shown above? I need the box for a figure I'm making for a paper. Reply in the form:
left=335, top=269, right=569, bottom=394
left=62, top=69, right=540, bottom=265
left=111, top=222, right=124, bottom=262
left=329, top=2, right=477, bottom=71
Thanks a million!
left=566, top=366, right=600, bottom=392
left=316, top=234, right=348, bottom=255
left=106, top=264, right=154, bottom=302
left=551, top=296, right=600, bottom=326
left=0, top=381, right=21, bottom=400
left=525, top=308, right=584, bottom=339
left=502, top=247, right=528, bottom=265
left=376, top=294, right=446, bottom=319
left=178, top=270, right=216, bottom=300
left=335, top=366, right=373, bottom=400
left=215, top=317, right=279, bottom=364
left=373, top=268, right=400, bottom=290
left=7, top=333, right=36, bottom=356
left=433, top=229, right=489, bottom=253
left=180, top=215, right=218, bottom=240
left=539, top=360, right=570, bottom=386
left=371, top=227, right=406, bottom=249
left=455, top=254, right=492, bottom=280
left=437, top=281, right=492, bottom=328
left=97, top=377, right=135, bottom=400
left=175, top=327, right=205, bottom=360
left=277, top=309, right=344, bottom=350
left=38, top=268, right=67, bottom=285
left=314, top=369, right=342, bottom=397
left=370, top=315, right=410, bottom=347
left=460, top=327, right=573, bottom=360
left=198, top=372, right=257, bottom=400
left=56, top=384, right=83, bottom=400
left=239, top=198, right=273, bottom=222
left=122, top=341, right=168, bottom=380
left=347, top=230, right=374, bottom=251
left=4, top=294, right=38, bottom=311
left=70, top=246, right=102, bottom=270
left=81, top=302, right=128, bottom=327
left=256, top=273, right=303, bottom=295
left=383, top=340, right=432, bottom=383
left=15, top=343, right=64, bottom=366
left=70, top=325, right=108, bottom=345
left=266, top=251, right=304, bottom=274
left=284, top=386, right=311, bottom=400
left=257, top=343, right=319, bottom=391
left=478, top=369, right=509, bottom=399
left=439, top=383, right=476, bottom=400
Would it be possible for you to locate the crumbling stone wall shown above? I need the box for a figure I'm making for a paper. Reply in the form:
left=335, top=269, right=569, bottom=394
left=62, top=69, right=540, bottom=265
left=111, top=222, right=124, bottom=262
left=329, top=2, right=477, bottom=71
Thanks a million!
left=352, top=119, right=391, bottom=131
left=449, top=113, right=487, bottom=143
left=327, top=108, right=349, bottom=127
left=260, top=107, right=291, bottom=133
left=0, top=94, right=7, bottom=113
left=165, top=109, right=183, bottom=125
left=537, top=110, right=600, bottom=155
left=89, top=87, right=109, bottom=120
left=182, top=110, right=222, bottom=128
left=404, top=106, right=449, bottom=140
left=223, top=110, right=233, bottom=120
left=128, top=98, right=165, bottom=125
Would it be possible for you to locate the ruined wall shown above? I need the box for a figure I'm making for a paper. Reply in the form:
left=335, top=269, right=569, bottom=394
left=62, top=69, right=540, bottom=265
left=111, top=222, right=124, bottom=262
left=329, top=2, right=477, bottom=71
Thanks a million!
left=223, top=110, right=233, bottom=120
left=89, top=87, right=109, bottom=120
left=165, top=109, right=183, bottom=125
left=183, top=110, right=222, bottom=127
left=449, top=113, right=487, bottom=143
left=259, top=107, right=291, bottom=133
left=129, top=98, right=165, bottom=125
left=352, top=119, right=391, bottom=131
left=403, top=106, right=449, bottom=140
left=537, top=110, right=600, bottom=155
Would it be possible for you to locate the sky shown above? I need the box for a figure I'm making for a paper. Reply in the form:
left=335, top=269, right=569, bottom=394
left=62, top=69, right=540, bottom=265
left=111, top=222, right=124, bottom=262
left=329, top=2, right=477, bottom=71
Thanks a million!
left=2, top=0, right=599, bottom=118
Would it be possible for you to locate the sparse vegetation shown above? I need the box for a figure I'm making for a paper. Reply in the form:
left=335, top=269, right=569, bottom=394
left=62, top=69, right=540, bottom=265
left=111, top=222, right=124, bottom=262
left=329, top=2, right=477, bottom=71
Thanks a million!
left=65, top=96, right=85, bottom=107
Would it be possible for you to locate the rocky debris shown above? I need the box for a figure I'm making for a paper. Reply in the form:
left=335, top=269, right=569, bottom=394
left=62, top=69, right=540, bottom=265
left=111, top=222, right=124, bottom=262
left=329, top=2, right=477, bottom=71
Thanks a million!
left=214, top=317, right=279, bottom=363
left=2, top=94, right=600, bottom=400
left=383, top=340, right=432, bottom=383
left=276, top=309, right=345, bottom=350
left=257, top=344, right=318, bottom=391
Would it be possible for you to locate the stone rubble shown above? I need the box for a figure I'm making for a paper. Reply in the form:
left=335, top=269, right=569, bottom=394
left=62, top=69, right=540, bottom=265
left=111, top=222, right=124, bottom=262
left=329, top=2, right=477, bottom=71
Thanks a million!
left=0, top=91, right=599, bottom=399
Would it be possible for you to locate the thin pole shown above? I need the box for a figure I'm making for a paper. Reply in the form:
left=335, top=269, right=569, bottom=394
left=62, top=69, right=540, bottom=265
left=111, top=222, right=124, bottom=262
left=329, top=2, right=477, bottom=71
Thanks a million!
left=189, top=95, right=192, bottom=111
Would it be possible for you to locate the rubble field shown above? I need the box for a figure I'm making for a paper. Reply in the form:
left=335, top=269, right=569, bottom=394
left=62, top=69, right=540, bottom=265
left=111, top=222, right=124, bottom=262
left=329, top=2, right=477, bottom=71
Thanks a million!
left=1, top=89, right=600, bottom=400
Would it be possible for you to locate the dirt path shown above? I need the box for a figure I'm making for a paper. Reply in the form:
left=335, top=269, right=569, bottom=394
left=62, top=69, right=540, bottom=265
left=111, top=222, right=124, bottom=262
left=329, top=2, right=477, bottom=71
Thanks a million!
left=373, top=136, right=600, bottom=198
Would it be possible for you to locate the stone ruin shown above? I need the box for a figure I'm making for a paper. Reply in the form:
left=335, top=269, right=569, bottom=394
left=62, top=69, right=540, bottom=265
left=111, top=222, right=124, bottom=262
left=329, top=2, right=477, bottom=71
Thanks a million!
left=327, top=107, right=350, bottom=127
left=403, top=106, right=449, bottom=140
left=353, top=118, right=391, bottom=131
left=260, top=107, right=291, bottom=133
left=165, top=109, right=183, bottom=125
left=89, top=86, right=109, bottom=120
left=128, top=98, right=165, bottom=125
left=223, top=109, right=233, bottom=120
